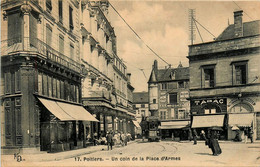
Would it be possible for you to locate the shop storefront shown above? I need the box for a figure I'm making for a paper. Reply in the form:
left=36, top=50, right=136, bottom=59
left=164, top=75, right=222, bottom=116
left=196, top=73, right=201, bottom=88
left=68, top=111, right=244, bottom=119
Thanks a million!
left=159, top=120, right=190, bottom=141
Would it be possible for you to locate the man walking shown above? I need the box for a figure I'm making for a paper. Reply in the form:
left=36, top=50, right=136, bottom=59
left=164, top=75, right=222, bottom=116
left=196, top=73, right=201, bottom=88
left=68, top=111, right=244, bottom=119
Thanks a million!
left=106, top=131, right=113, bottom=150
left=193, top=129, right=198, bottom=145
left=248, top=127, right=254, bottom=143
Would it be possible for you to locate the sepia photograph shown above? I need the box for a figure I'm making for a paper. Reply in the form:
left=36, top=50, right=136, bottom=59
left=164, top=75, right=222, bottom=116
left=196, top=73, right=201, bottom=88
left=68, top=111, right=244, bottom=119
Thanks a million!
left=1, top=0, right=260, bottom=166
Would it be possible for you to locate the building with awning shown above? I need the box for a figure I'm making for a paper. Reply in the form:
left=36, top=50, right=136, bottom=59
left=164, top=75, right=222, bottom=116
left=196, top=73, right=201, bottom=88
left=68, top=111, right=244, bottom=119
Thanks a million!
left=192, top=115, right=225, bottom=128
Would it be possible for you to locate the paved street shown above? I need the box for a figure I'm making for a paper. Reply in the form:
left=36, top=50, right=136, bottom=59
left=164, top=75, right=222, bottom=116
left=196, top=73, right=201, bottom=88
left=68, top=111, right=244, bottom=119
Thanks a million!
left=2, top=140, right=260, bottom=167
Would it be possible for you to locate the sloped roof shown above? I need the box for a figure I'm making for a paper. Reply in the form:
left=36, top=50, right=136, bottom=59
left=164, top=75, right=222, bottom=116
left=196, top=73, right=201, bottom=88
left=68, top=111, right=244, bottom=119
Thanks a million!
left=156, top=67, right=189, bottom=82
left=148, top=67, right=157, bottom=83
left=216, top=20, right=260, bottom=41
left=133, top=92, right=148, bottom=103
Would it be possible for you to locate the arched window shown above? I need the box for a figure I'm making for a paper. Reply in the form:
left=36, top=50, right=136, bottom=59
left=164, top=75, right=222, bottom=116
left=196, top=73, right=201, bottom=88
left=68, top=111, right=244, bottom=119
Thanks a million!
left=230, top=103, right=253, bottom=113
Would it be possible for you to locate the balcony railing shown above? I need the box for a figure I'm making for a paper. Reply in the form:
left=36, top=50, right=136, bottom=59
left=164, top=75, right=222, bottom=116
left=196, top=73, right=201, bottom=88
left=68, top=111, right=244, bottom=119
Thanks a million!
left=1, top=37, right=81, bottom=73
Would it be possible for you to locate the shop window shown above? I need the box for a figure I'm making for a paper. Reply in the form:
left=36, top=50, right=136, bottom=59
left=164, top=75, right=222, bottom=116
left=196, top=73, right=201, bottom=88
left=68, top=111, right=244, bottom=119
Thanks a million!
left=169, top=93, right=177, bottom=105
left=69, top=6, right=74, bottom=31
left=203, top=104, right=221, bottom=114
left=230, top=103, right=253, bottom=113
left=161, top=83, right=167, bottom=90
left=58, top=0, right=63, bottom=23
left=8, top=13, right=22, bottom=46
left=46, top=0, right=52, bottom=12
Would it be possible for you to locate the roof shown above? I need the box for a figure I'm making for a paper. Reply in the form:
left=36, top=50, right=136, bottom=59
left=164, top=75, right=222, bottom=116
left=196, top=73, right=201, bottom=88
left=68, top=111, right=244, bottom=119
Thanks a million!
left=156, top=67, right=189, bottom=82
left=133, top=92, right=148, bottom=103
left=216, top=20, right=260, bottom=41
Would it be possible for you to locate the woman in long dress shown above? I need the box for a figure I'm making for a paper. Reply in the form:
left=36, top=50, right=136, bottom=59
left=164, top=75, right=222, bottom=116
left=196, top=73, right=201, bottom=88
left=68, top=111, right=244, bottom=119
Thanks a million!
left=209, top=130, right=222, bottom=156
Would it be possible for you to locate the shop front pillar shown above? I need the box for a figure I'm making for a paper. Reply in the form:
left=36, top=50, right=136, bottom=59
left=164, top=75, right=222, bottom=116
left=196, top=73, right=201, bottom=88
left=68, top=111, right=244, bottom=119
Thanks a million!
left=112, top=116, right=115, bottom=131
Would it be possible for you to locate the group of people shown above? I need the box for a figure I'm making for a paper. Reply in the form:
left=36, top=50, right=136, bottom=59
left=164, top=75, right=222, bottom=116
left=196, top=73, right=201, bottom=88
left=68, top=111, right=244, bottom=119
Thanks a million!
left=234, top=127, right=254, bottom=143
left=106, top=131, right=132, bottom=150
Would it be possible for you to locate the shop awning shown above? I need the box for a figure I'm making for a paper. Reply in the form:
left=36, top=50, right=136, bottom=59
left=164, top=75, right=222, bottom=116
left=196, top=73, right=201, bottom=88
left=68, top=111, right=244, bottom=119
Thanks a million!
left=192, top=115, right=225, bottom=128
left=38, top=97, right=99, bottom=122
left=228, top=113, right=253, bottom=127
left=159, top=121, right=189, bottom=129
left=132, top=120, right=141, bottom=128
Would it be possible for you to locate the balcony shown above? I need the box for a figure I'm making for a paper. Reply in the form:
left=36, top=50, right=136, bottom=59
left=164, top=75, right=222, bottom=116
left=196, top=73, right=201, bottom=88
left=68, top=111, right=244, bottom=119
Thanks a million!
left=1, top=37, right=81, bottom=73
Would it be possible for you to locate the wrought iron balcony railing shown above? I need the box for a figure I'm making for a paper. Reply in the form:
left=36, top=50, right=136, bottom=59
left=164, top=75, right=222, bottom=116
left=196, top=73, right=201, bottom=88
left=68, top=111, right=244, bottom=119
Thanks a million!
left=1, top=37, right=81, bottom=73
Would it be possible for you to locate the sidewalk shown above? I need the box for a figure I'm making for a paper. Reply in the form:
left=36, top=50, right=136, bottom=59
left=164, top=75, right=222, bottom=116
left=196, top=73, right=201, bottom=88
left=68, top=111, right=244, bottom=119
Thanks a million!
left=2, top=140, right=138, bottom=162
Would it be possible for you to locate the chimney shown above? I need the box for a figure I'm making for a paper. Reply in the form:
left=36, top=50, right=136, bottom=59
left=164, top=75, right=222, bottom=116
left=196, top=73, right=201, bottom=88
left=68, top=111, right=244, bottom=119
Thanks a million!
left=154, top=60, right=158, bottom=70
left=234, top=10, right=243, bottom=37
left=127, top=73, right=131, bottom=82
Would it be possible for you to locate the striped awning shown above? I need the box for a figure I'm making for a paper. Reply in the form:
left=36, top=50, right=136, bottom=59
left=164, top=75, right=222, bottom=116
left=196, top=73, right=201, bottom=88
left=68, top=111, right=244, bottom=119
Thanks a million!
left=38, top=97, right=99, bottom=122
left=159, top=121, right=189, bottom=129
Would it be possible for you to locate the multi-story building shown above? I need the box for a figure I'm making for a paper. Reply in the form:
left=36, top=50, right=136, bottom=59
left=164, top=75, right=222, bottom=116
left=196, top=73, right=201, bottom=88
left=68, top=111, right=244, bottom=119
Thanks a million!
left=133, top=92, right=150, bottom=123
left=80, top=0, right=135, bottom=139
left=148, top=60, right=190, bottom=140
left=188, top=10, right=260, bottom=140
left=1, top=0, right=99, bottom=154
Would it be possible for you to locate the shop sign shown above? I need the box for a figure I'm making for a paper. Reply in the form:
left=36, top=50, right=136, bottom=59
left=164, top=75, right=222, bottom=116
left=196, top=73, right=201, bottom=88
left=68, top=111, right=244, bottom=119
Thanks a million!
left=193, top=98, right=226, bottom=106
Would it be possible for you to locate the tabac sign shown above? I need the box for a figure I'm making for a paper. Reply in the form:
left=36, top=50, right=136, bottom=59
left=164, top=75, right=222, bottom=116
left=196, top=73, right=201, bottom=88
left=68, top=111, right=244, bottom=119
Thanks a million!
left=191, top=98, right=227, bottom=114
left=193, top=98, right=226, bottom=106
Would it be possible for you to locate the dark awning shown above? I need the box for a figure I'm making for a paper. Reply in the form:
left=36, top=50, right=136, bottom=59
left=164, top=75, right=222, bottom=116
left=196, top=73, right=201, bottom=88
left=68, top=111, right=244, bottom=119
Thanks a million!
left=38, top=97, right=99, bottom=122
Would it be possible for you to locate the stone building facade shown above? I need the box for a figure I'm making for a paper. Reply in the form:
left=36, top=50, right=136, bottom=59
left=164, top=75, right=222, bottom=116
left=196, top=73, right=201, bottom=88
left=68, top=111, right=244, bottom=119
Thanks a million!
left=188, top=10, right=260, bottom=140
left=148, top=60, right=190, bottom=140
left=79, top=0, right=135, bottom=139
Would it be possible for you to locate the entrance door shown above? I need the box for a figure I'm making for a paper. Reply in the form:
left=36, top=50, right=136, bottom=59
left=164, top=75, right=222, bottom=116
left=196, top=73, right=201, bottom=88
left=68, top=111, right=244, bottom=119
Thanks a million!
left=40, top=123, right=50, bottom=151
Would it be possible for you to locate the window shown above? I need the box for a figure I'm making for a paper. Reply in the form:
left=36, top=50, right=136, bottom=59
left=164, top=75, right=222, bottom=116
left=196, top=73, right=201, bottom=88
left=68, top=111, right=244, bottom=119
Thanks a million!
left=59, top=35, right=64, bottom=54
left=204, top=68, right=214, bottom=88
left=46, top=0, right=52, bottom=12
left=168, top=82, right=177, bottom=89
left=4, top=72, right=11, bottom=94
left=48, top=76, right=52, bottom=97
left=8, top=13, right=22, bottom=46
left=46, top=24, right=52, bottom=46
left=203, top=104, right=221, bottom=114
left=153, top=99, right=156, bottom=104
left=58, top=0, right=63, bottom=23
left=69, top=6, right=74, bottom=31
left=15, top=70, right=21, bottom=92
left=141, top=104, right=145, bottom=108
left=169, top=93, right=177, bottom=105
left=235, top=64, right=247, bottom=84
left=161, top=83, right=167, bottom=90
left=160, top=111, right=167, bottom=119
left=29, top=12, right=37, bottom=47
left=70, top=43, right=74, bottom=60
left=38, top=72, right=42, bottom=95
left=42, top=74, right=48, bottom=95
left=178, top=81, right=184, bottom=88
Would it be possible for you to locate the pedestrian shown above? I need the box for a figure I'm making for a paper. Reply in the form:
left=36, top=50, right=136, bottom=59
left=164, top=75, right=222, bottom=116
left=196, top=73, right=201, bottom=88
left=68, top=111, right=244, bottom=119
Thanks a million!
left=244, top=128, right=248, bottom=144
left=106, top=131, right=113, bottom=150
left=248, top=127, right=254, bottom=143
left=200, top=130, right=208, bottom=146
left=234, top=130, right=242, bottom=142
left=192, top=129, right=198, bottom=145
left=209, top=130, right=222, bottom=156
left=124, top=133, right=128, bottom=146
left=188, top=128, right=193, bottom=141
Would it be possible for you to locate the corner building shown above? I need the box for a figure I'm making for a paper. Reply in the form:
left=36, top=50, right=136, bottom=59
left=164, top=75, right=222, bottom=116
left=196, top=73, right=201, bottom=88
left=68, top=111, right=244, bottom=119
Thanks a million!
left=188, top=10, right=260, bottom=140
left=1, top=0, right=99, bottom=154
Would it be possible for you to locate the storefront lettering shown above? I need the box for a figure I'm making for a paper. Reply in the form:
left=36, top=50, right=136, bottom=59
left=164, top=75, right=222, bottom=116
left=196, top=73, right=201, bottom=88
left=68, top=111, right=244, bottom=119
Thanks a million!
left=194, top=99, right=224, bottom=105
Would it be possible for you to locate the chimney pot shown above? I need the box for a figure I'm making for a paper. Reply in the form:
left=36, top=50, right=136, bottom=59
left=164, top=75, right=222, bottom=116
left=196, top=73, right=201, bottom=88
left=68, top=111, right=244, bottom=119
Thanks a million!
left=234, top=10, right=243, bottom=37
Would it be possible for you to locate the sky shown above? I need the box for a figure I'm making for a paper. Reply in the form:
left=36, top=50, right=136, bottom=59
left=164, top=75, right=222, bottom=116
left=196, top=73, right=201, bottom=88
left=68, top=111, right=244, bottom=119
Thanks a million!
left=107, top=1, right=260, bottom=92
